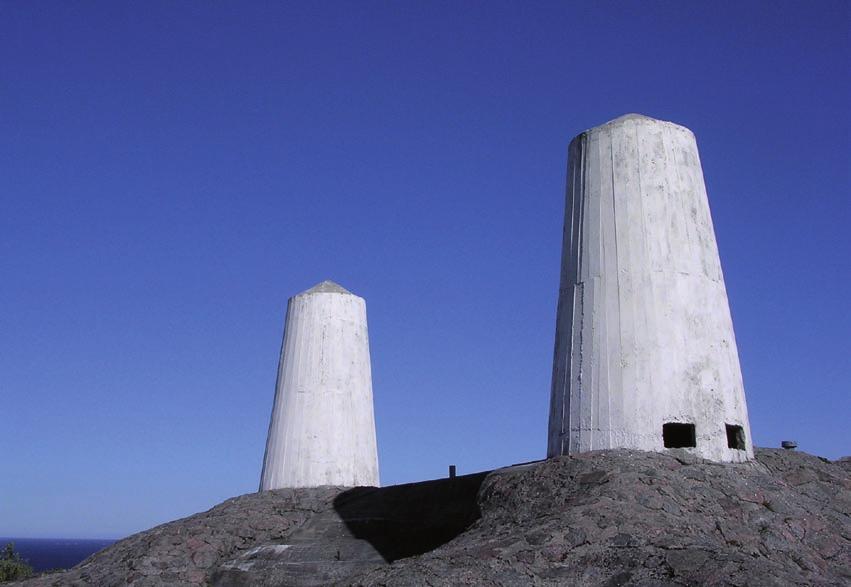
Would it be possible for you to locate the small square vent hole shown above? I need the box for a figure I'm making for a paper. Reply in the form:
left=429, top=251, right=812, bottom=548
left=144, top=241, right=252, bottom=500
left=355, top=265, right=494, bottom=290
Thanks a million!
left=663, top=423, right=696, bottom=448
left=726, top=424, right=746, bottom=450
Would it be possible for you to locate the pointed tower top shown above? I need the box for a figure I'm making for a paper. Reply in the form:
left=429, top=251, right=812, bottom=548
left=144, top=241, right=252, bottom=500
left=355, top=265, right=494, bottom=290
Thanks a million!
left=299, top=280, right=353, bottom=296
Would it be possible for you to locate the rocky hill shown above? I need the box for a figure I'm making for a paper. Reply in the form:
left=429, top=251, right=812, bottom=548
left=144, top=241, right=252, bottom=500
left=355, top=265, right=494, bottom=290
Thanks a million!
left=16, top=449, right=850, bottom=586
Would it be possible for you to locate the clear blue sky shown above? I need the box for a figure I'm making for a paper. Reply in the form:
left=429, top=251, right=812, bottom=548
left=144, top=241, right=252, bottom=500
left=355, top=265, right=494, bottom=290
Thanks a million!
left=1, top=1, right=848, bottom=539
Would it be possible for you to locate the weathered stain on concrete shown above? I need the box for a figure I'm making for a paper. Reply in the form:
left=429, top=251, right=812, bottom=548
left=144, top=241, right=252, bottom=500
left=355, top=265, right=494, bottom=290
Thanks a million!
left=548, top=114, right=753, bottom=462
left=259, top=280, right=380, bottom=489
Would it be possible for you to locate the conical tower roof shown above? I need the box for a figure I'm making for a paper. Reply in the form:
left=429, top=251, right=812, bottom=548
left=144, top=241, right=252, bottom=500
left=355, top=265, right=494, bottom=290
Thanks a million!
left=298, top=280, right=353, bottom=296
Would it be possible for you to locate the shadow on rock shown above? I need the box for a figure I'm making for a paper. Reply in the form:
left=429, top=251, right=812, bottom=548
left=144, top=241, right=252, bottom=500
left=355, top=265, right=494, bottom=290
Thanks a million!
left=332, top=471, right=488, bottom=563
left=210, top=472, right=489, bottom=586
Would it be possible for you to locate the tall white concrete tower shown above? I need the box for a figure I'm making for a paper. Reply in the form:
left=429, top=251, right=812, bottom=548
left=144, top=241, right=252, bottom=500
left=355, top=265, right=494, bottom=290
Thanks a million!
left=260, top=280, right=380, bottom=490
left=548, top=114, right=753, bottom=463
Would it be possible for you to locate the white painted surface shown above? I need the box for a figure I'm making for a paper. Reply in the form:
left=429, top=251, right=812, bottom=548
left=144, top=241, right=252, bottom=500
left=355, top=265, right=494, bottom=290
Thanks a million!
left=260, top=281, right=380, bottom=489
left=548, top=114, right=753, bottom=463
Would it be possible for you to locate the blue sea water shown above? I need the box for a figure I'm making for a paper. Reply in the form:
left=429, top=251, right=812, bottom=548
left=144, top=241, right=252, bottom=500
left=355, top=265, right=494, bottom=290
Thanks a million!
left=1, top=538, right=116, bottom=572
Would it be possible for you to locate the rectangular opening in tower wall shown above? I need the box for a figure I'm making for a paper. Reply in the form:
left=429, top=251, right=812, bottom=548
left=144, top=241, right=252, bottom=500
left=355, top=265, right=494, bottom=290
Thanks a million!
left=726, top=424, right=746, bottom=450
left=663, top=423, right=696, bottom=448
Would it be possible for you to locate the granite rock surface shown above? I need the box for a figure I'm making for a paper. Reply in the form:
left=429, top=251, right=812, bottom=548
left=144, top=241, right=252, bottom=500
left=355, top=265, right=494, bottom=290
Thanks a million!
left=16, top=449, right=850, bottom=586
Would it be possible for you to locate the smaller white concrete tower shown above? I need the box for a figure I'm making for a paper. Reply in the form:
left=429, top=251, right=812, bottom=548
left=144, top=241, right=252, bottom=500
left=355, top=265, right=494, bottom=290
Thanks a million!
left=260, top=281, right=380, bottom=490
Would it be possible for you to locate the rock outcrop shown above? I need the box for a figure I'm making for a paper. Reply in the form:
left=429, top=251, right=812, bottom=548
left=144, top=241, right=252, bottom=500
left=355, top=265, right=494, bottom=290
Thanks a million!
left=17, top=449, right=850, bottom=586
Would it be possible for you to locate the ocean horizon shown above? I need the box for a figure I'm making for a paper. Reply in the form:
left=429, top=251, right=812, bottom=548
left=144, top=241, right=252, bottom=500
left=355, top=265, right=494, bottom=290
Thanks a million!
left=1, top=537, right=117, bottom=573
